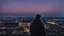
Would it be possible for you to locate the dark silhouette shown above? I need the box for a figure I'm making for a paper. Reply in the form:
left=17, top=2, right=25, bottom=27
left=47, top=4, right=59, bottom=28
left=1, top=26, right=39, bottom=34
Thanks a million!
left=30, top=14, right=46, bottom=36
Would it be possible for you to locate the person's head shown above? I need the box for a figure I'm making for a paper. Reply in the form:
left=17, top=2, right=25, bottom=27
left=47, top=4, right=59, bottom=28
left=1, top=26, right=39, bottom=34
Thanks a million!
left=36, top=14, right=41, bottom=19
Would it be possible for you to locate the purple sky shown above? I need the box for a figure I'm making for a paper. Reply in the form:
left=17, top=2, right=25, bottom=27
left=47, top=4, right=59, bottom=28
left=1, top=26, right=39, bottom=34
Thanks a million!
left=0, top=0, right=64, bottom=16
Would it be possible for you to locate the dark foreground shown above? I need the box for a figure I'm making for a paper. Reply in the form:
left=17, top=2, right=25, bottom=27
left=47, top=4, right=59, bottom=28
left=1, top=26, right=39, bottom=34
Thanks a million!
left=0, top=34, right=64, bottom=36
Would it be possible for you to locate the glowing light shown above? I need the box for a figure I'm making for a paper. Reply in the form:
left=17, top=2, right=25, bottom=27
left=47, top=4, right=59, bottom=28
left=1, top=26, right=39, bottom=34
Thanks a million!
left=47, top=21, right=55, bottom=25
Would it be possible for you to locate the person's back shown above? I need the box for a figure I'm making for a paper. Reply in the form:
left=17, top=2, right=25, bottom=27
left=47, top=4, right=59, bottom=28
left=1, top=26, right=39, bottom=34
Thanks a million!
left=30, top=14, right=46, bottom=36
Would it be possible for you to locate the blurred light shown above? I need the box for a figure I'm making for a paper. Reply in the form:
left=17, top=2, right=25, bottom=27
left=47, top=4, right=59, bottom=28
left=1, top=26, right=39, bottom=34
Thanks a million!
left=47, top=21, right=55, bottom=25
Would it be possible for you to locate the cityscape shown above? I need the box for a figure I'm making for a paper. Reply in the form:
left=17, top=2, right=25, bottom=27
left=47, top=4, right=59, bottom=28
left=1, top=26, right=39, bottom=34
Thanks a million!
left=0, top=17, right=64, bottom=36
left=0, top=0, right=64, bottom=36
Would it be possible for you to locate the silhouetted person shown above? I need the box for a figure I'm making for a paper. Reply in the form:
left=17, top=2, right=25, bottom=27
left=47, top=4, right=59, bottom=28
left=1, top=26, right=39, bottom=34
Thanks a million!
left=30, top=14, right=46, bottom=36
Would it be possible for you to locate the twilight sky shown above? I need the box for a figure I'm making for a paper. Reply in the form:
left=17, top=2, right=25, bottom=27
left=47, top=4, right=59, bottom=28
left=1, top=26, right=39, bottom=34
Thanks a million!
left=0, top=0, right=64, bottom=17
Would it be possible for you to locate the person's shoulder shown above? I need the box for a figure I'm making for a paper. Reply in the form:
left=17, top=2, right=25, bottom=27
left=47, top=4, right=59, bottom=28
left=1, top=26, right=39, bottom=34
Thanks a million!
left=30, top=22, right=34, bottom=25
